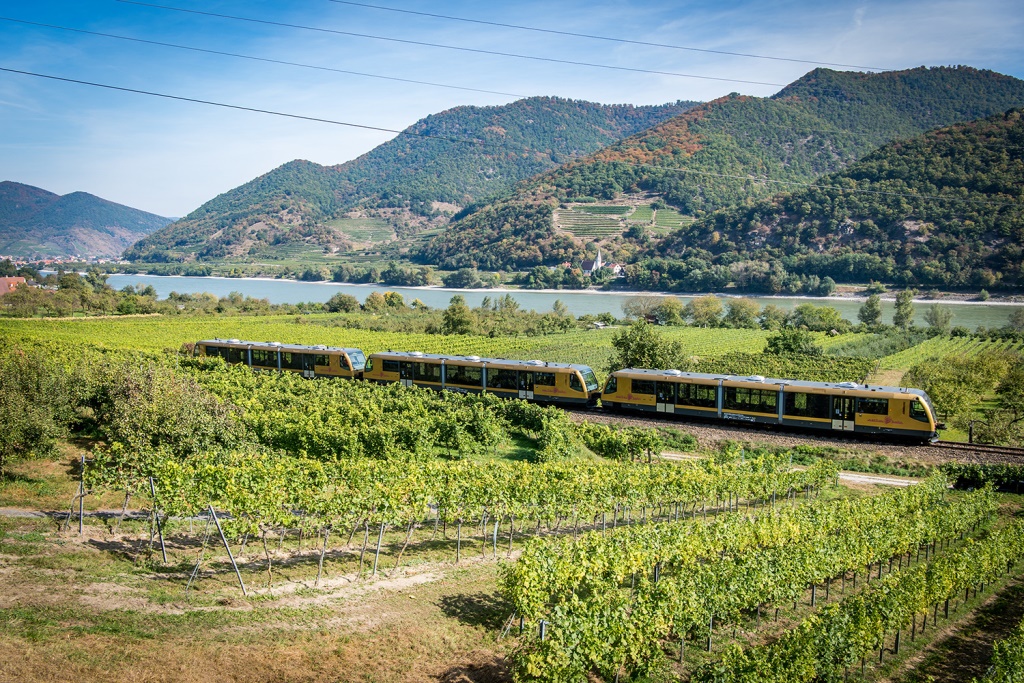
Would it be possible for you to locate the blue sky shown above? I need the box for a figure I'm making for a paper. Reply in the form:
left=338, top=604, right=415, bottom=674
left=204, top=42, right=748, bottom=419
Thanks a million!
left=1, top=0, right=1022, bottom=217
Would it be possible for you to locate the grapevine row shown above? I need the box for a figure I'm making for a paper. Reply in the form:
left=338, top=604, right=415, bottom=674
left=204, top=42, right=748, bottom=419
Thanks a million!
left=505, top=479, right=997, bottom=681
left=692, top=517, right=1024, bottom=683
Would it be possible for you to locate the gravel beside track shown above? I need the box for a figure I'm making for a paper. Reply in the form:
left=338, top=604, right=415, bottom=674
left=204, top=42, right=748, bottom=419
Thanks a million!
left=569, top=410, right=1024, bottom=465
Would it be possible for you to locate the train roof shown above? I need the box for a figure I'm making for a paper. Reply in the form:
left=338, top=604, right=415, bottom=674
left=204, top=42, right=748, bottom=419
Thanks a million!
left=613, top=367, right=929, bottom=399
left=369, top=350, right=594, bottom=373
left=197, top=339, right=365, bottom=355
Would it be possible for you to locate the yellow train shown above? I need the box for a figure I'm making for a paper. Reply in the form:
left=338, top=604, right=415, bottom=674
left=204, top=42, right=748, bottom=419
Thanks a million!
left=194, top=339, right=365, bottom=379
left=363, top=351, right=602, bottom=406
left=193, top=339, right=939, bottom=441
left=601, top=368, right=939, bottom=441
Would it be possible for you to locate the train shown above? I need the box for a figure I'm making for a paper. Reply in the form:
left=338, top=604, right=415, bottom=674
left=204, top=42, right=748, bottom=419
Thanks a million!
left=194, top=339, right=940, bottom=442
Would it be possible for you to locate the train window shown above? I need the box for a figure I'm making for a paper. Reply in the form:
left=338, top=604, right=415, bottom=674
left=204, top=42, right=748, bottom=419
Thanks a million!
left=725, top=387, right=777, bottom=412
left=348, top=350, right=366, bottom=371
left=858, top=398, right=889, bottom=415
left=447, top=364, right=482, bottom=386
left=581, top=368, right=599, bottom=391
left=631, top=379, right=655, bottom=395
left=251, top=349, right=277, bottom=366
left=604, top=376, right=618, bottom=394
left=487, top=369, right=518, bottom=390
left=535, top=372, right=556, bottom=387
left=280, top=353, right=303, bottom=370
left=364, top=357, right=374, bottom=372
left=784, top=392, right=830, bottom=419
left=909, top=400, right=929, bottom=422
left=414, top=362, right=442, bottom=382
left=226, top=348, right=246, bottom=364
left=677, top=383, right=717, bottom=408
left=339, top=355, right=352, bottom=371
left=569, top=373, right=583, bottom=392
left=656, top=382, right=676, bottom=403
left=382, top=360, right=401, bottom=374
left=314, top=354, right=330, bottom=367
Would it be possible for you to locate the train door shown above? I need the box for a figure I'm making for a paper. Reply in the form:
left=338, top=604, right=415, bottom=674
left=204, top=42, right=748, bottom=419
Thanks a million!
left=831, top=396, right=856, bottom=431
left=518, top=372, right=534, bottom=400
left=656, top=382, right=676, bottom=414
left=301, top=354, right=316, bottom=379
left=399, top=362, right=414, bottom=387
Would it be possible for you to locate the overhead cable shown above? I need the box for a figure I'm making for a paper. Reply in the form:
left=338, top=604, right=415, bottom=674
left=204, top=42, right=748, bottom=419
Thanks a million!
left=0, top=16, right=527, bottom=98
left=114, top=0, right=788, bottom=87
left=326, top=0, right=894, bottom=72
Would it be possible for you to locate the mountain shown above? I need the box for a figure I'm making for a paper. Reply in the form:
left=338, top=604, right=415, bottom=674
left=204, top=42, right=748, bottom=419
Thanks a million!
left=418, top=66, right=1024, bottom=271
left=0, top=182, right=173, bottom=259
left=652, top=108, right=1024, bottom=290
left=125, top=97, right=699, bottom=262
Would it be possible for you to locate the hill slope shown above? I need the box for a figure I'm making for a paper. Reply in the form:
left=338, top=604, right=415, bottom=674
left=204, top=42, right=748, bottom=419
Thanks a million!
left=0, top=182, right=173, bottom=259
left=419, top=66, right=1024, bottom=270
left=654, top=108, right=1024, bottom=290
left=126, top=97, right=698, bottom=262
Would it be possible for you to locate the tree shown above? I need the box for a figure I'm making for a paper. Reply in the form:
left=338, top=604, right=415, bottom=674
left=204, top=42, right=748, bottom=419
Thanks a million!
left=858, top=294, right=883, bottom=328
left=789, top=303, right=848, bottom=333
left=653, top=296, right=684, bottom=325
left=893, top=290, right=915, bottom=329
left=363, top=292, right=387, bottom=312
left=443, top=268, right=484, bottom=289
left=383, top=291, right=406, bottom=309
left=1009, top=308, right=1024, bottom=333
left=325, top=292, right=359, bottom=313
left=758, top=304, right=788, bottom=330
left=723, top=298, right=760, bottom=329
left=606, top=320, right=683, bottom=372
left=685, top=295, right=723, bottom=327
left=442, top=295, right=474, bottom=335
left=621, top=296, right=661, bottom=320
left=765, top=328, right=822, bottom=356
left=923, top=304, right=953, bottom=333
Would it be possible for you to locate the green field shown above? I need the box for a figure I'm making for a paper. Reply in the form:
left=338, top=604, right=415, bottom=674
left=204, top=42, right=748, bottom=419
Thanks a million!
left=653, top=207, right=694, bottom=230
left=556, top=209, right=624, bottom=237
left=0, top=316, right=773, bottom=378
left=325, top=217, right=395, bottom=243
left=878, top=335, right=1024, bottom=370
left=628, top=205, right=654, bottom=222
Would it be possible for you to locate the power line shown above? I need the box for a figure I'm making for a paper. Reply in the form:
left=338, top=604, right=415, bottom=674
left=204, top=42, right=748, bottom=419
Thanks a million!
left=326, top=0, right=894, bottom=72
left=115, top=0, right=789, bottom=88
left=0, top=16, right=528, bottom=98
left=0, top=66, right=488, bottom=143
left=1, top=66, right=1016, bottom=207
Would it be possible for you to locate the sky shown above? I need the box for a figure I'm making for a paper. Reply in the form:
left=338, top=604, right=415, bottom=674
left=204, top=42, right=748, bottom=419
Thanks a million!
left=1, top=0, right=1023, bottom=218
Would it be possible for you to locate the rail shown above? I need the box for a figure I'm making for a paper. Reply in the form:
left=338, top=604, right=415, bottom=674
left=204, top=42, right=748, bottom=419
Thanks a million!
left=931, top=440, right=1024, bottom=458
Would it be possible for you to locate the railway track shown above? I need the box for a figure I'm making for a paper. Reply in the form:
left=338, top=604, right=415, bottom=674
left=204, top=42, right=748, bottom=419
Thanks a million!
left=931, top=440, right=1024, bottom=458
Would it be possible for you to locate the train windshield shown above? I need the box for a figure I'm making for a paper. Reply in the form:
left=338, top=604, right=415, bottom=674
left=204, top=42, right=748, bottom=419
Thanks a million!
left=348, top=350, right=366, bottom=371
left=581, top=368, right=599, bottom=392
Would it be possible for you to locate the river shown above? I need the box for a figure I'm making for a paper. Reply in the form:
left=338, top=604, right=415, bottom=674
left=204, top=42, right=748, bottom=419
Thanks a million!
left=106, top=274, right=1024, bottom=329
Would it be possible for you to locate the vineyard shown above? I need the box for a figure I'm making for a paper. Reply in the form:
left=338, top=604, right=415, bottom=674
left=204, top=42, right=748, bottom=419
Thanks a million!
left=501, top=477, right=1006, bottom=681
left=878, top=335, right=1024, bottom=370
left=554, top=208, right=625, bottom=237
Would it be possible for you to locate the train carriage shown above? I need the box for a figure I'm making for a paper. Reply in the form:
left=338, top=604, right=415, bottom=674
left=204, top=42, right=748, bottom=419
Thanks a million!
left=195, top=339, right=366, bottom=379
left=363, top=351, right=602, bottom=406
left=602, top=368, right=939, bottom=441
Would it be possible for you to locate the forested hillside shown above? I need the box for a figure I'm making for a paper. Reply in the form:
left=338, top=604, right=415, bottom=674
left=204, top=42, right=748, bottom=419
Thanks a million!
left=0, top=181, right=172, bottom=259
left=125, top=97, right=696, bottom=262
left=655, top=108, right=1024, bottom=290
left=419, top=66, right=1024, bottom=271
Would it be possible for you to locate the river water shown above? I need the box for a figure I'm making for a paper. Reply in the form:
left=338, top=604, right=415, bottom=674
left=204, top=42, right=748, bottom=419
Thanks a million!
left=106, top=274, right=1024, bottom=329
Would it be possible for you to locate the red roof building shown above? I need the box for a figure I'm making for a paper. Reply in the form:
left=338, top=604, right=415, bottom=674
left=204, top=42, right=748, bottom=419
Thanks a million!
left=0, top=277, right=26, bottom=295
